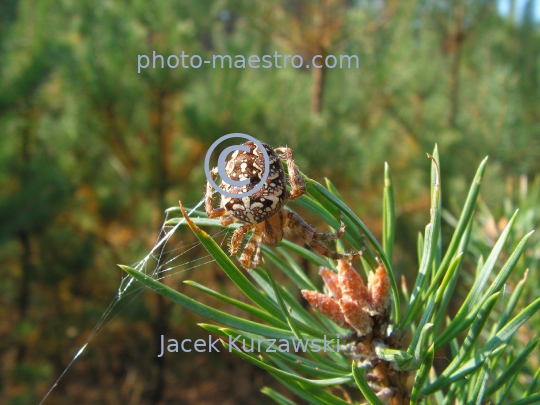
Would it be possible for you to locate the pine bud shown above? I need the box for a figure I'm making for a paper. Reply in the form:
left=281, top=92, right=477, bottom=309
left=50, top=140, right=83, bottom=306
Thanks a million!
left=368, top=258, right=391, bottom=314
left=301, top=290, right=350, bottom=329
left=339, top=297, right=374, bottom=336
left=337, top=260, right=370, bottom=303
left=318, top=267, right=342, bottom=299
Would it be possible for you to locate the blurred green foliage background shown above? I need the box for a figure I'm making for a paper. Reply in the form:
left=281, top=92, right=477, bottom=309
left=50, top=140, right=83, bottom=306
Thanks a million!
left=0, top=0, right=538, bottom=404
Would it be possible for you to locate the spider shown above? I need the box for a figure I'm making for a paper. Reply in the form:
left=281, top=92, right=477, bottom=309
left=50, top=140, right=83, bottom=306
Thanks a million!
left=205, top=140, right=361, bottom=268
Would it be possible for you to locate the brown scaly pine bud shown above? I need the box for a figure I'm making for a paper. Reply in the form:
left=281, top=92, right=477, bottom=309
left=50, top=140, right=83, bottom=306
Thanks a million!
left=302, top=258, right=391, bottom=337
left=338, top=297, right=374, bottom=335
left=337, top=260, right=370, bottom=303
left=369, top=257, right=391, bottom=315
left=336, top=260, right=375, bottom=334
left=318, top=266, right=342, bottom=299
left=301, top=290, right=350, bottom=329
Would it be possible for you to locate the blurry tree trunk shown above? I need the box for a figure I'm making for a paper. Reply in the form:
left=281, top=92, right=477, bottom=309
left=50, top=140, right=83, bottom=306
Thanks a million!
left=16, top=232, right=31, bottom=362
left=312, top=49, right=327, bottom=114
left=448, top=2, right=465, bottom=129
left=448, top=42, right=462, bottom=129
left=16, top=121, right=32, bottom=363
left=510, top=0, right=516, bottom=20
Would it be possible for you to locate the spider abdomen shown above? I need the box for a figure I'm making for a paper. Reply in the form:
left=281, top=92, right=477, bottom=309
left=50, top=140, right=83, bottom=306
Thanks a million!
left=220, top=141, right=287, bottom=224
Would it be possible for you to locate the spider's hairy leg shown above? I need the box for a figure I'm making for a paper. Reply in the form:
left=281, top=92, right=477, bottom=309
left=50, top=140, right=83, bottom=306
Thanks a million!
left=287, top=210, right=346, bottom=241
left=205, top=167, right=227, bottom=218
left=285, top=210, right=362, bottom=261
left=310, top=211, right=348, bottom=241
left=240, top=229, right=263, bottom=269
left=275, top=147, right=306, bottom=200
left=230, top=223, right=254, bottom=257
left=220, top=216, right=237, bottom=227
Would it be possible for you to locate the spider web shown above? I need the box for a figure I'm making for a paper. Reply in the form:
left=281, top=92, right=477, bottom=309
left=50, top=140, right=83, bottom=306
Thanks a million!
left=39, top=193, right=232, bottom=405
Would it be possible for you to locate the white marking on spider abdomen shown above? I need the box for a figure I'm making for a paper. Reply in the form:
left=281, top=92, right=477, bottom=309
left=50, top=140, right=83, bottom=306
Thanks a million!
left=242, top=197, right=251, bottom=209
left=266, top=195, right=280, bottom=209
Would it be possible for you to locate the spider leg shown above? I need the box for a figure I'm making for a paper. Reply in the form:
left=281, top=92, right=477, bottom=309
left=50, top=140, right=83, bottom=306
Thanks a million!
left=240, top=228, right=262, bottom=268
left=286, top=210, right=362, bottom=261
left=314, top=211, right=347, bottom=241
left=275, top=147, right=306, bottom=200
left=287, top=210, right=347, bottom=241
left=229, top=223, right=254, bottom=256
left=206, top=167, right=227, bottom=218
left=220, top=215, right=237, bottom=227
